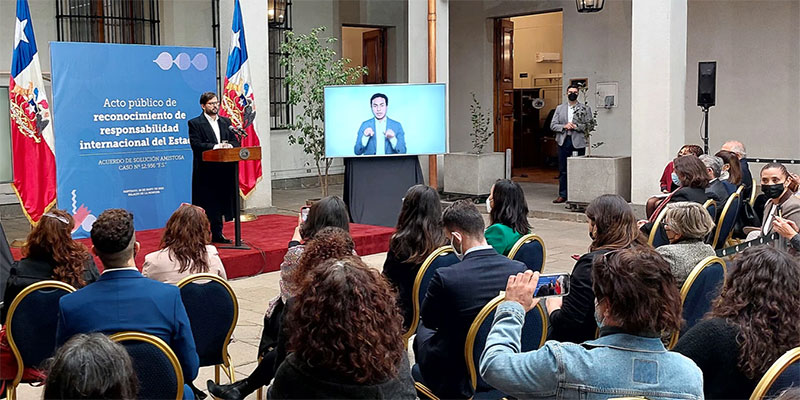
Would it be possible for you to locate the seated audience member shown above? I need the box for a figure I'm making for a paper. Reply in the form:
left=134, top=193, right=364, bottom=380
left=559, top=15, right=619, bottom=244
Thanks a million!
left=43, top=333, right=138, bottom=400
left=656, top=202, right=716, bottom=287
left=643, top=155, right=710, bottom=234
left=267, top=256, right=415, bottom=399
left=383, top=185, right=446, bottom=329
left=413, top=200, right=526, bottom=399
left=675, top=246, right=800, bottom=398
left=2, top=209, right=99, bottom=322
left=485, top=179, right=531, bottom=255
left=715, top=150, right=742, bottom=194
left=209, top=227, right=356, bottom=400
left=660, top=145, right=704, bottom=193
left=773, top=217, right=800, bottom=252
left=721, top=140, right=753, bottom=198
left=55, top=209, right=198, bottom=400
left=143, top=203, right=227, bottom=284
left=745, top=163, right=800, bottom=242
left=547, top=194, right=646, bottom=344
left=700, top=154, right=729, bottom=204
left=481, top=247, right=703, bottom=399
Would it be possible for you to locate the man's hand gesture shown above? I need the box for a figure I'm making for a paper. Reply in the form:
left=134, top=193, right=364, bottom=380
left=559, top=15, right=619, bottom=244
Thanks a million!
left=385, top=129, right=396, bottom=140
left=364, top=127, right=375, bottom=137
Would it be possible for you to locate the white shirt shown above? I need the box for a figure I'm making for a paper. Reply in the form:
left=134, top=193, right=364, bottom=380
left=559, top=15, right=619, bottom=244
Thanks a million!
left=567, top=103, right=576, bottom=124
left=465, top=244, right=494, bottom=256
left=361, top=117, right=397, bottom=154
left=101, top=266, right=140, bottom=275
left=204, top=112, right=221, bottom=144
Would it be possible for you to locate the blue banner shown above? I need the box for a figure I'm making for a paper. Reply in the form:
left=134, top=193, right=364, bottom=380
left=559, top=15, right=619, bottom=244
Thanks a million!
left=50, top=43, right=215, bottom=237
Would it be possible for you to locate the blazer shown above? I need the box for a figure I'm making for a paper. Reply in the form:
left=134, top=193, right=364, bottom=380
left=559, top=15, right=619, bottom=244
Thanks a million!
left=550, top=102, right=592, bottom=148
left=414, top=248, right=526, bottom=399
left=381, top=249, right=421, bottom=330
left=484, top=223, right=525, bottom=256
left=548, top=249, right=609, bottom=344
left=56, top=269, right=199, bottom=385
left=706, top=179, right=730, bottom=205
left=353, top=117, right=407, bottom=155
left=187, top=113, right=240, bottom=220
left=656, top=240, right=717, bottom=287
left=642, top=187, right=709, bottom=237
left=760, top=192, right=800, bottom=233
left=142, top=245, right=227, bottom=285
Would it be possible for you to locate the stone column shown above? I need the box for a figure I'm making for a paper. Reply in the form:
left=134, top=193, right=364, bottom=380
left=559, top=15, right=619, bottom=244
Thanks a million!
left=630, top=0, right=687, bottom=204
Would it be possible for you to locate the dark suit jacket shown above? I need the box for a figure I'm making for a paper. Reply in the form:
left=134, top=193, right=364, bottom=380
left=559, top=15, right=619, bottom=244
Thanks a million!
left=187, top=113, right=240, bottom=220
left=548, top=249, right=609, bottom=344
left=353, top=117, right=407, bottom=155
left=381, top=249, right=421, bottom=330
left=740, top=158, right=753, bottom=199
left=706, top=179, right=730, bottom=205
left=642, top=187, right=709, bottom=236
left=55, top=269, right=199, bottom=382
left=414, top=248, right=526, bottom=398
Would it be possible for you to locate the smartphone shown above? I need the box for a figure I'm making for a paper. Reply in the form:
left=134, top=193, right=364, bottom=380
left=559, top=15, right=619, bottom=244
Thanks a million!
left=300, top=206, right=310, bottom=222
left=534, top=273, right=571, bottom=298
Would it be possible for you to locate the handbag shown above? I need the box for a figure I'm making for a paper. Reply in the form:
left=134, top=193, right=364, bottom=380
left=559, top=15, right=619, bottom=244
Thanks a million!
left=0, top=327, right=47, bottom=382
left=733, top=200, right=761, bottom=239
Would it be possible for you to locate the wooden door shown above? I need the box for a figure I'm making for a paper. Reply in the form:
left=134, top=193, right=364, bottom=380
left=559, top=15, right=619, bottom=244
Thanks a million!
left=362, top=29, right=387, bottom=84
left=494, top=19, right=514, bottom=154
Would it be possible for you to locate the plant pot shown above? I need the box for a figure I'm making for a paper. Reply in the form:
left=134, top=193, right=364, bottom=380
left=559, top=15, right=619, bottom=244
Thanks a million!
left=443, top=152, right=505, bottom=196
left=567, top=155, right=631, bottom=203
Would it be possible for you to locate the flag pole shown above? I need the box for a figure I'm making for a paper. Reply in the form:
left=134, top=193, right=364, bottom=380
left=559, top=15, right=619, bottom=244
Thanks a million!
left=427, top=0, right=438, bottom=189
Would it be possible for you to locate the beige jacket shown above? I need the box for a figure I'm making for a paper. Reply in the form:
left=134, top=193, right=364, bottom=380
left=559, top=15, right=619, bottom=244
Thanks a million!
left=143, top=245, right=227, bottom=285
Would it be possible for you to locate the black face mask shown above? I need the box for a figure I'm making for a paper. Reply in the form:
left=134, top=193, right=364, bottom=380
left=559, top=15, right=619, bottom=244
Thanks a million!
left=762, top=183, right=785, bottom=199
left=568, top=93, right=578, bottom=101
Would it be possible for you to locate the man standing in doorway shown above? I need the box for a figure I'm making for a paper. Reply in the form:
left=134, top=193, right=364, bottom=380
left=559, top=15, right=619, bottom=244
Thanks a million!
left=551, top=84, right=591, bottom=204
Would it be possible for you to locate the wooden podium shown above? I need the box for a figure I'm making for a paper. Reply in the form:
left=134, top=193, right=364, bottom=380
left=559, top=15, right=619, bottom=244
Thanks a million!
left=202, top=146, right=262, bottom=249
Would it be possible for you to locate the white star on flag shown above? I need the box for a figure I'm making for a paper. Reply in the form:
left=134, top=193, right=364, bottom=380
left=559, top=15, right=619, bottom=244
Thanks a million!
left=14, top=18, right=29, bottom=49
left=230, top=30, right=241, bottom=53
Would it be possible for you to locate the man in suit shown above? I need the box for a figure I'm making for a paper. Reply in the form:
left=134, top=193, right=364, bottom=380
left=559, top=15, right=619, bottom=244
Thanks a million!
left=550, top=84, right=592, bottom=204
left=55, top=209, right=199, bottom=399
left=188, top=92, right=241, bottom=243
left=353, top=93, right=407, bottom=155
left=700, top=154, right=729, bottom=206
left=413, top=200, right=526, bottom=399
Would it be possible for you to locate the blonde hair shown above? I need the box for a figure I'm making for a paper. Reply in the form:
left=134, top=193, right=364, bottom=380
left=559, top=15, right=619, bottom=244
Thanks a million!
left=664, top=202, right=715, bottom=239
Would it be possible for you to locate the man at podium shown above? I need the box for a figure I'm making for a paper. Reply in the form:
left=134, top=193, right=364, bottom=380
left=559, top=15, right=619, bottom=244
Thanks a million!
left=188, top=92, right=240, bottom=244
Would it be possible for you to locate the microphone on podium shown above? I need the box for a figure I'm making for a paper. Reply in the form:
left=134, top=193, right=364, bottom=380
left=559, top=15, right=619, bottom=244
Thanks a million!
left=228, top=125, right=248, bottom=138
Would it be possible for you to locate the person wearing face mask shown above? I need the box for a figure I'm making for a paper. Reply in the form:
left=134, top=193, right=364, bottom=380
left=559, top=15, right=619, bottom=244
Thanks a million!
left=412, top=200, right=526, bottom=399
left=744, top=162, right=800, bottom=242
left=655, top=202, right=717, bottom=287
left=546, top=194, right=647, bottom=344
left=659, top=145, right=704, bottom=194
left=485, top=179, right=532, bottom=256
left=714, top=150, right=742, bottom=195
left=480, top=247, right=702, bottom=400
left=551, top=84, right=592, bottom=204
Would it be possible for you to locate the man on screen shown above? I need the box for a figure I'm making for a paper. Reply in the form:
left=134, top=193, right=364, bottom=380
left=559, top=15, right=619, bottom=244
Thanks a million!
left=353, top=93, right=407, bottom=155
left=187, top=92, right=240, bottom=244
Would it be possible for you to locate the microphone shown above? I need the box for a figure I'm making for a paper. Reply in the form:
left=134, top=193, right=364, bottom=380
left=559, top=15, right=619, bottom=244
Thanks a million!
left=228, top=125, right=248, bottom=138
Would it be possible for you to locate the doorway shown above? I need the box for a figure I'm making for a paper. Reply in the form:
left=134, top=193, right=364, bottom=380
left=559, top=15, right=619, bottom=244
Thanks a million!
left=494, top=11, right=563, bottom=182
left=341, top=26, right=387, bottom=84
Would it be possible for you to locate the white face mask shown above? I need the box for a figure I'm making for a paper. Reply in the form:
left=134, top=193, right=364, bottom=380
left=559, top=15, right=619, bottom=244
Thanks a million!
left=485, top=199, right=492, bottom=214
left=594, top=298, right=605, bottom=328
left=720, top=170, right=730, bottom=181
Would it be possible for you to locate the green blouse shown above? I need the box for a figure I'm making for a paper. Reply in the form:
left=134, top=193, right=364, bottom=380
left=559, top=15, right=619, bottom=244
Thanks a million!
left=485, top=223, right=525, bottom=256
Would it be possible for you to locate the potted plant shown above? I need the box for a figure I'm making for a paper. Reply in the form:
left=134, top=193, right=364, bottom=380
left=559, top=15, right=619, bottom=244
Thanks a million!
left=443, top=93, right=505, bottom=196
left=280, top=26, right=367, bottom=196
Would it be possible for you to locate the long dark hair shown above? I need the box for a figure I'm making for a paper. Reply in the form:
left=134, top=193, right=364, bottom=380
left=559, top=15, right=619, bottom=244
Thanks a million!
left=489, top=179, right=531, bottom=235
left=24, top=209, right=90, bottom=288
left=286, top=256, right=405, bottom=384
left=300, top=196, right=350, bottom=241
left=585, top=194, right=646, bottom=252
left=715, top=150, right=742, bottom=185
left=709, top=246, right=800, bottom=379
left=673, top=155, right=709, bottom=189
left=390, top=185, right=446, bottom=264
left=160, top=204, right=211, bottom=273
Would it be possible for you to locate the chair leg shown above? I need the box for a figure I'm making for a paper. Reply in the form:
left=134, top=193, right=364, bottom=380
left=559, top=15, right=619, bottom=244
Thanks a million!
left=214, top=365, right=220, bottom=385
left=256, top=386, right=263, bottom=400
left=8, top=386, right=15, bottom=400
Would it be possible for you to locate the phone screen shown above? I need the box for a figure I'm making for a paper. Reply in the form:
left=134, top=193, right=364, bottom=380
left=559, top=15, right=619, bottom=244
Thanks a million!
left=533, top=273, right=570, bottom=298
left=301, top=207, right=310, bottom=222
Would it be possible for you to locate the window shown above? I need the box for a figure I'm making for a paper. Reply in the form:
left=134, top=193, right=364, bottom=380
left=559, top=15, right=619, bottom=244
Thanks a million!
left=0, top=86, right=12, bottom=183
left=56, top=0, right=160, bottom=45
left=269, top=0, right=293, bottom=129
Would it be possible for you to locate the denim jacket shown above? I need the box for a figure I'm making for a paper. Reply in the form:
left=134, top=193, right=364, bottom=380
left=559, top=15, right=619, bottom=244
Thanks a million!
left=480, top=301, right=704, bottom=400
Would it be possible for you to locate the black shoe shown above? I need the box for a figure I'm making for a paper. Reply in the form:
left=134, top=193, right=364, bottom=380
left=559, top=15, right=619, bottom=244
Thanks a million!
left=212, top=235, right=233, bottom=244
left=188, top=382, right=207, bottom=400
left=207, top=379, right=251, bottom=400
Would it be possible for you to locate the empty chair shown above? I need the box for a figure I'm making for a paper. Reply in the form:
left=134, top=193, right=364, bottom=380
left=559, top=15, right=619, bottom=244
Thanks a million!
left=507, top=234, right=546, bottom=273
left=110, top=331, right=185, bottom=400
left=402, top=245, right=458, bottom=343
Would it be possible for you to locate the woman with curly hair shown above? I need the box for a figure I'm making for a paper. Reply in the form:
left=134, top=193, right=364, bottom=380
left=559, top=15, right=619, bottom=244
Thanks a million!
left=269, top=255, right=415, bottom=399
left=675, top=246, right=800, bottom=398
left=383, top=184, right=446, bottom=328
left=143, top=203, right=227, bottom=284
left=2, top=209, right=99, bottom=321
left=485, top=179, right=531, bottom=255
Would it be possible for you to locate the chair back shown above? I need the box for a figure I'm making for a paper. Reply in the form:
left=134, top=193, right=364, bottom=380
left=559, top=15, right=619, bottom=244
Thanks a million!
left=177, top=274, right=238, bottom=369
left=712, top=192, right=740, bottom=249
left=507, top=234, right=546, bottom=273
left=702, top=199, right=718, bottom=245
left=667, top=256, right=726, bottom=348
left=648, top=208, right=670, bottom=248
left=750, top=347, right=800, bottom=400
left=465, top=294, right=548, bottom=395
left=403, top=246, right=458, bottom=342
left=110, top=331, right=184, bottom=400
left=5, top=281, right=76, bottom=389
left=749, top=178, right=758, bottom=207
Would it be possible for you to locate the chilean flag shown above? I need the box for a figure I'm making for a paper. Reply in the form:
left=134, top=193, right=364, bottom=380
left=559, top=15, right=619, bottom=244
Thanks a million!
left=9, top=0, right=56, bottom=224
left=220, top=0, right=263, bottom=198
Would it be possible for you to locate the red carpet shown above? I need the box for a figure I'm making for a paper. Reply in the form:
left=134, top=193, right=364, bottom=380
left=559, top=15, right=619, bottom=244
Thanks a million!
left=11, top=214, right=394, bottom=279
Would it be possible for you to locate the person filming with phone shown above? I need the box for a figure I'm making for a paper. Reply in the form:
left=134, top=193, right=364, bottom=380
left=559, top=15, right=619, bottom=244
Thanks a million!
left=479, top=247, right=704, bottom=399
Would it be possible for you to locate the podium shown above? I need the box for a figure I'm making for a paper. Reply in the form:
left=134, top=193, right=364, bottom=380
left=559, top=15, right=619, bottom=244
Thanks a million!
left=202, top=146, right=262, bottom=249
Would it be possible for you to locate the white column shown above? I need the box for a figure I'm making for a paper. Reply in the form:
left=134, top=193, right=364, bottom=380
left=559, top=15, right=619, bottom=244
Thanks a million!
left=630, top=0, right=687, bottom=204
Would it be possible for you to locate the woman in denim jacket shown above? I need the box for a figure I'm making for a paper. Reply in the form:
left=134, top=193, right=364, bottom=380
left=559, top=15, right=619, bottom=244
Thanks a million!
left=480, top=247, right=703, bottom=400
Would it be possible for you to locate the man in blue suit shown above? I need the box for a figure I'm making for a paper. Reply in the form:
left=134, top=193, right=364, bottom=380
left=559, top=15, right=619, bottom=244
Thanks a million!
left=55, top=209, right=199, bottom=399
left=413, top=200, right=527, bottom=399
left=353, top=93, right=407, bottom=155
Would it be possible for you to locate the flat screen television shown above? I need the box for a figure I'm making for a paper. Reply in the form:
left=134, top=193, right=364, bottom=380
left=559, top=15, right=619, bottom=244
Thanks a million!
left=323, top=83, right=446, bottom=158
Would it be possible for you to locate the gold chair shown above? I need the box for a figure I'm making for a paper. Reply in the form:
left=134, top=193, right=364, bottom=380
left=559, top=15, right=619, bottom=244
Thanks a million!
left=5, top=280, right=76, bottom=400
left=110, top=331, right=184, bottom=400
left=702, top=198, right=716, bottom=216
left=750, top=346, right=800, bottom=400
left=507, top=233, right=547, bottom=273
left=711, top=191, right=741, bottom=249
left=176, top=273, right=238, bottom=384
left=647, top=208, right=668, bottom=247
left=667, top=256, right=727, bottom=349
left=402, top=245, right=457, bottom=346
left=749, top=178, right=757, bottom=207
